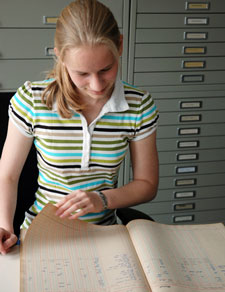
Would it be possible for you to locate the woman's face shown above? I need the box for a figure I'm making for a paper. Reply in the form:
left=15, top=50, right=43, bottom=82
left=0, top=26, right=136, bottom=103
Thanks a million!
left=62, top=44, right=120, bottom=102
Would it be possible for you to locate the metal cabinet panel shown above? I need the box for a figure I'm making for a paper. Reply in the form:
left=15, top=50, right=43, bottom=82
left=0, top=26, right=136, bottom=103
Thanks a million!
left=156, top=97, right=225, bottom=112
left=159, top=148, right=225, bottom=164
left=157, top=136, right=225, bottom=151
left=135, top=57, right=225, bottom=72
left=135, top=43, right=225, bottom=58
left=0, top=0, right=123, bottom=28
left=137, top=14, right=225, bottom=29
left=137, top=0, right=225, bottom=13
left=136, top=28, right=225, bottom=43
left=0, top=29, right=55, bottom=59
left=157, top=123, right=225, bottom=138
left=135, top=197, right=225, bottom=215
left=134, top=71, right=225, bottom=87
left=0, top=59, right=54, bottom=91
left=155, top=185, right=225, bottom=202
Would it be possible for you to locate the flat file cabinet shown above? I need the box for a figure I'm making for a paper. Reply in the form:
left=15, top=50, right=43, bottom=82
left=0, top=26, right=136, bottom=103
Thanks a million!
left=127, top=0, right=225, bottom=224
left=0, top=0, right=129, bottom=91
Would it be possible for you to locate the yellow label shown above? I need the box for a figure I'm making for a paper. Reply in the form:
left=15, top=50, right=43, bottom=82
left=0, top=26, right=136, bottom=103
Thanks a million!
left=184, top=61, right=205, bottom=68
left=45, top=17, right=58, bottom=24
left=184, top=47, right=205, bottom=54
left=188, top=3, right=209, bottom=10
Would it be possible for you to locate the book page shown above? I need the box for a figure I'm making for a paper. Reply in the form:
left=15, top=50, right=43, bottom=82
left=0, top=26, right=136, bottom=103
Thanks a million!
left=127, top=220, right=225, bottom=292
left=20, top=203, right=151, bottom=292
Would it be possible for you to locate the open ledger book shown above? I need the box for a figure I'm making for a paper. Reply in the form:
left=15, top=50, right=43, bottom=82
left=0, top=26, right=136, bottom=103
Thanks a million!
left=20, top=203, right=225, bottom=292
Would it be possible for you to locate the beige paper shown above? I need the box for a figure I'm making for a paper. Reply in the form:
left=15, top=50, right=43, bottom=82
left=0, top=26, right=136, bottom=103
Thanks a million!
left=20, top=203, right=151, bottom=292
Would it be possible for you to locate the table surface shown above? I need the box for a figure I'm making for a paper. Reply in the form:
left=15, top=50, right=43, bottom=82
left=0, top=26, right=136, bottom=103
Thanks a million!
left=0, top=245, right=20, bottom=292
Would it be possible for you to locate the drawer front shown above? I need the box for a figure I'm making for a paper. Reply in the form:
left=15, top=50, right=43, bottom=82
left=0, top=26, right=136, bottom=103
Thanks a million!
left=137, top=0, right=225, bottom=13
left=135, top=197, right=225, bottom=215
left=159, top=161, right=225, bottom=176
left=134, top=71, right=225, bottom=87
left=159, top=173, right=225, bottom=189
left=152, top=209, right=225, bottom=225
left=135, top=43, right=225, bottom=58
left=0, top=59, right=54, bottom=91
left=157, top=123, right=225, bottom=138
left=156, top=97, right=225, bottom=112
left=157, top=136, right=225, bottom=151
left=135, top=57, right=225, bottom=72
left=136, top=28, right=225, bottom=43
left=137, top=14, right=225, bottom=28
left=159, top=110, right=225, bottom=125
left=0, top=29, right=55, bottom=59
left=0, top=0, right=123, bottom=28
left=154, top=185, right=225, bottom=202
left=158, top=148, right=225, bottom=164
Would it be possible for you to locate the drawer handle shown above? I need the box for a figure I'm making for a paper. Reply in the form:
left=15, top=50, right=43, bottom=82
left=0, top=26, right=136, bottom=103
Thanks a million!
left=185, top=17, right=209, bottom=25
left=178, top=128, right=200, bottom=135
left=184, top=32, right=207, bottom=40
left=43, top=16, right=58, bottom=25
left=173, top=215, right=194, bottom=223
left=180, top=101, right=202, bottom=109
left=177, top=153, right=198, bottom=161
left=45, top=47, right=55, bottom=56
left=177, top=140, right=199, bottom=148
left=174, top=191, right=195, bottom=199
left=176, top=166, right=197, bottom=174
left=180, top=114, right=201, bottom=122
left=182, top=61, right=205, bottom=69
left=175, top=178, right=197, bottom=186
left=174, top=203, right=195, bottom=211
left=181, top=74, right=204, bottom=83
left=185, top=2, right=210, bottom=10
left=183, top=46, right=206, bottom=55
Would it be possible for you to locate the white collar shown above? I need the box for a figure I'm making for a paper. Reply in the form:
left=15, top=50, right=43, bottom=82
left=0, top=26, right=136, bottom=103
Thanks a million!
left=52, top=75, right=129, bottom=114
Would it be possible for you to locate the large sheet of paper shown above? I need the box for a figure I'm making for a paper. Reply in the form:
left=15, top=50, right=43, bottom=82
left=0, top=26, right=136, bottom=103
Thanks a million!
left=20, top=203, right=151, bottom=292
left=128, top=220, right=225, bottom=292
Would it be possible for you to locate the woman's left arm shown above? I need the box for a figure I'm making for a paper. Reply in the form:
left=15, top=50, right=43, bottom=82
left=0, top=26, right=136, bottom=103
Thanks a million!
left=105, top=130, right=159, bottom=209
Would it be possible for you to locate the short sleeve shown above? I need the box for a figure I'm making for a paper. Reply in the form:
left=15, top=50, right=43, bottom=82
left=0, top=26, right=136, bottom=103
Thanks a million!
left=8, top=81, right=35, bottom=137
left=132, top=92, right=159, bottom=141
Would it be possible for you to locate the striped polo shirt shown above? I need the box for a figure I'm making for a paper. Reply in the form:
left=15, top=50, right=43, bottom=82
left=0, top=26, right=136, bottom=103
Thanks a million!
left=9, top=77, right=159, bottom=229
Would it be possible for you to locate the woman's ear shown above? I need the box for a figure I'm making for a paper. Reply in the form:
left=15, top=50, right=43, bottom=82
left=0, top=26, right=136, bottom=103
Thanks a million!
left=119, top=34, right=123, bottom=56
left=54, top=47, right=59, bottom=57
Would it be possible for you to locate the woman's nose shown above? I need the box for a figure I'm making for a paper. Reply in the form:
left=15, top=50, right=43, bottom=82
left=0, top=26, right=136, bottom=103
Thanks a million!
left=89, top=75, right=105, bottom=91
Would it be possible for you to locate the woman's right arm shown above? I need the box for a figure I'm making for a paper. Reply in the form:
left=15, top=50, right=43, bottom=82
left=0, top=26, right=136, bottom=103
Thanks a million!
left=0, top=120, right=33, bottom=254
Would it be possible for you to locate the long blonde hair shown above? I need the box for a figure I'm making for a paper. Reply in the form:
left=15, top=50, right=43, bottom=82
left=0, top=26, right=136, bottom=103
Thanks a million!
left=42, top=0, right=121, bottom=118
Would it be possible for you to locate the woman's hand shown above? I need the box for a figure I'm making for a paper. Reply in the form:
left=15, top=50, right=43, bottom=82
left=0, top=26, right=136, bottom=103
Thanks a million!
left=55, top=190, right=104, bottom=220
left=0, top=228, right=18, bottom=255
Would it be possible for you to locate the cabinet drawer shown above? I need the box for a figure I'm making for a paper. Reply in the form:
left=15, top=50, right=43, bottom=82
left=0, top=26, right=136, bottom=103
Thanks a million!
left=159, top=161, right=225, bottom=176
left=136, top=28, right=225, bottom=43
left=159, top=110, right=225, bottom=125
left=0, top=0, right=123, bottom=28
left=158, top=173, right=225, bottom=189
left=156, top=97, right=225, bottom=112
left=159, top=148, right=225, bottom=164
left=135, top=57, right=225, bottom=72
left=0, top=29, right=55, bottom=59
left=137, top=14, right=225, bottom=29
left=137, top=0, right=225, bottom=13
left=135, top=197, right=225, bottom=215
left=155, top=185, right=225, bottom=202
left=152, top=209, right=225, bottom=225
left=157, top=136, right=225, bottom=151
left=0, top=59, right=53, bottom=91
left=157, top=123, right=225, bottom=138
left=134, top=71, right=225, bottom=87
left=135, top=43, right=225, bottom=58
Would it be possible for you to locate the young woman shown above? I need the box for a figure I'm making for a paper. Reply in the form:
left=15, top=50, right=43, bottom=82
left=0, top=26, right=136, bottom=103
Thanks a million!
left=0, top=0, right=159, bottom=255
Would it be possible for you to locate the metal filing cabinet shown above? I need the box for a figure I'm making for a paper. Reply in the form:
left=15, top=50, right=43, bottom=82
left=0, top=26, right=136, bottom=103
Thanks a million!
left=127, top=0, right=225, bottom=224
left=0, top=0, right=129, bottom=92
